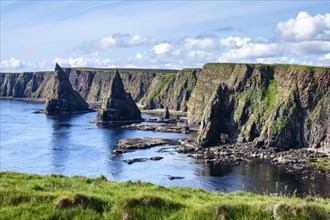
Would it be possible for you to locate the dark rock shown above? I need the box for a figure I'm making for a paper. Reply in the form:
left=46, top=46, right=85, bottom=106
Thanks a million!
left=96, top=70, right=142, bottom=124
left=117, top=137, right=178, bottom=150
left=197, top=83, right=235, bottom=147
left=176, top=145, right=196, bottom=153
left=45, top=63, right=89, bottom=115
left=112, top=149, right=134, bottom=154
left=163, top=106, right=170, bottom=119
left=122, top=123, right=188, bottom=134
left=125, top=158, right=148, bottom=164
left=150, top=156, right=163, bottom=161
left=33, top=109, right=46, bottom=114
left=168, top=176, right=185, bottom=180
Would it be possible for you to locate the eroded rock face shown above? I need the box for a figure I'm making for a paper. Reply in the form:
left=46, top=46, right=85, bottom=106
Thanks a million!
left=191, top=63, right=330, bottom=150
left=45, top=64, right=89, bottom=115
left=96, top=70, right=142, bottom=124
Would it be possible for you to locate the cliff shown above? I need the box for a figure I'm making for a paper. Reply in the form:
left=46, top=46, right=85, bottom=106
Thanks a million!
left=96, top=70, right=141, bottom=123
left=45, top=64, right=89, bottom=115
left=138, top=68, right=200, bottom=111
left=188, top=63, right=329, bottom=150
left=0, top=68, right=196, bottom=111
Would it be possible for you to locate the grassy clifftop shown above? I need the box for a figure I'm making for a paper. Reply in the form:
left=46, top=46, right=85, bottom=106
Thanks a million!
left=1, top=172, right=329, bottom=219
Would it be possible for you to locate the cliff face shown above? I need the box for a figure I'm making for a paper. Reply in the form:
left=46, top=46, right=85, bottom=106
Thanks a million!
left=138, top=68, right=200, bottom=111
left=188, top=63, right=330, bottom=150
left=0, top=72, right=53, bottom=99
left=1, top=68, right=195, bottom=111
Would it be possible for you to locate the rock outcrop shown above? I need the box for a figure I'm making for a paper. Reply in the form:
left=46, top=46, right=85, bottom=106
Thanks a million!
left=45, top=64, right=89, bottom=115
left=188, top=63, right=330, bottom=150
left=96, top=70, right=142, bottom=124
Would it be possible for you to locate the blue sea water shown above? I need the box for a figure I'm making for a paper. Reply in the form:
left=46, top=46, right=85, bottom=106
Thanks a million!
left=1, top=99, right=329, bottom=197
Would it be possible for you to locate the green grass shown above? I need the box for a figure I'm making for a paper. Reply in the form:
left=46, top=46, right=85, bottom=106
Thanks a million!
left=270, top=118, right=288, bottom=136
left=309, top=158, right=330, bottom=171
left=1, top=172, right=329, bottom=220
left=263, top=79, right=278, bottom=113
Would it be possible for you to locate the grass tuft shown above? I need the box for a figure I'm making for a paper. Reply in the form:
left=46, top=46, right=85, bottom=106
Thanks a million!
left=0, top=172, right=329, bottom=219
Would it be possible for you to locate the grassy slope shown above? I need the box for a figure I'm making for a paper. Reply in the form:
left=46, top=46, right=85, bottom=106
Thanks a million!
left=1, top=172, right=329, bottom=220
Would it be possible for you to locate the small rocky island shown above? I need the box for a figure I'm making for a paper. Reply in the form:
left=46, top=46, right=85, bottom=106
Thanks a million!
left=45, top=63, right=89, bottom=115
left=96, top=69, right=142, bottom=124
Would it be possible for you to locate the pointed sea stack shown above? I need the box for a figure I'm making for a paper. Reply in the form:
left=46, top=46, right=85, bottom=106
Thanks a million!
left=96, top=69, right=142, bottom=124
left=45, top=63, right=89, bottom=115
left=163, top=105, right=170, bottom=119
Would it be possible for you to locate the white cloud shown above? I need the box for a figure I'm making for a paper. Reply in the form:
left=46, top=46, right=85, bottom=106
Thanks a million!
left=135, top=53, right=143, bottom=59
left=153, top=43, right=171, bottom=54
left=321, top=53, right=330, bottom=61
left=184, top=37, right=215, bottom=50
left=220, top=37, right=251, bottom=48
left=1, top=57, right=28, bottom=69
left=78, top=33, right=156, bottom=53
left=52, top=57, right=116, bottom=68
left=276, top=11, right=330, bottom=41
left=218, top=42, right=280, bottom=63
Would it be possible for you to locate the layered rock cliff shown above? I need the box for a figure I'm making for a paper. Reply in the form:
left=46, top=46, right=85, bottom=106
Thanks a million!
left=188, top=63, right=329, bottom=150
left=45, top=64, right=89, bottom=115
left=138, top=68, right=200, bottom=111
left=0, top=68, right=197, bottom=111
left=96, top=70, right=141, bottom=124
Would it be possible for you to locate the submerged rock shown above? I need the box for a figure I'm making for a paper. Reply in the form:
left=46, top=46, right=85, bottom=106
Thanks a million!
left=96, top=70, right=142, bottom=124
left=45, top=63, right=89, bottom=115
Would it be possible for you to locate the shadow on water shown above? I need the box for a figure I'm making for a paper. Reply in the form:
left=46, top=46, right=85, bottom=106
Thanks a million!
left=98, top=126, right=126, bottom=179
left=197, top=163, right=330, bottom=197
left=47, top=114, right=75, bottom=174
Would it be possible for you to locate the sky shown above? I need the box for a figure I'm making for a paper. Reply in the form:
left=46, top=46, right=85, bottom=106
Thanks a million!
left=1, top=0, right=329, bottom=72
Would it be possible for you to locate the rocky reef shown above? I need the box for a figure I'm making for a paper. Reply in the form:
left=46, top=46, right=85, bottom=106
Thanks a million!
left=95, top=70, right=141, bottom=124
left=45, top=64, right=89, bottom=115
left=188, top=63, right=329, bottom=150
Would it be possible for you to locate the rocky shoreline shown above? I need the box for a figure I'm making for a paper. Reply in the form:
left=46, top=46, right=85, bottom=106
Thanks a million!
left=112, top=113, right=330, bottom=181
left=113, top=128, right=330, bottom=182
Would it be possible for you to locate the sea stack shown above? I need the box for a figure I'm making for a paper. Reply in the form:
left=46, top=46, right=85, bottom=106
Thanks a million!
left=96, top=69, right=142, bottom=124
left=163, top=105, right=170, bottom=119
left=45, top=63, right=89, bottom=115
